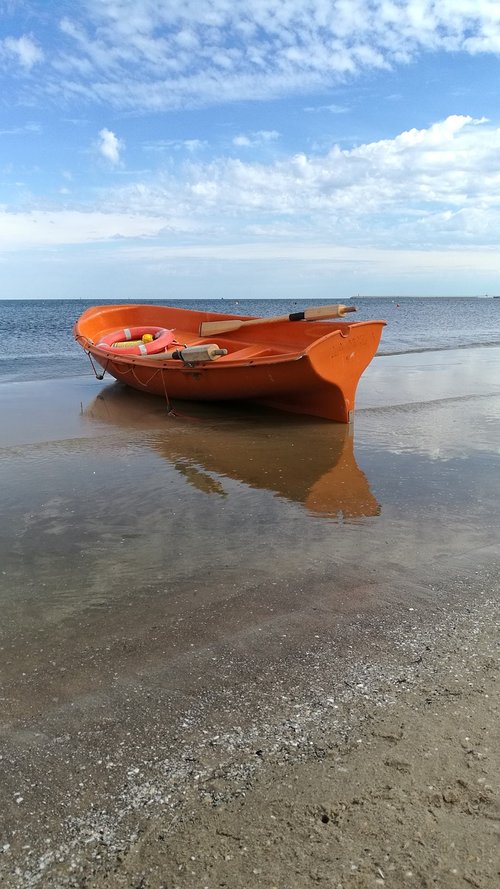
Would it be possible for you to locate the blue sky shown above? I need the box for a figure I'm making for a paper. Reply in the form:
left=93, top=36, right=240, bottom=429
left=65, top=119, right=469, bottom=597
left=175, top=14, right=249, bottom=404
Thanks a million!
left=1, top=1, right=500, bottom=300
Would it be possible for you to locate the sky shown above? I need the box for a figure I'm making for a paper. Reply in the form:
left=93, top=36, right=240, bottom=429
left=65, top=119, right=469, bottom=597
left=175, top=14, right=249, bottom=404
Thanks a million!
left=1, top=1, right=500, bottom=300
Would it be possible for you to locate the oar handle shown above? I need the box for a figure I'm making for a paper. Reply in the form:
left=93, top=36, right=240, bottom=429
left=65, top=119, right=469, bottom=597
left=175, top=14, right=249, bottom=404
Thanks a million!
left=303, top=304, right=356, bottom=320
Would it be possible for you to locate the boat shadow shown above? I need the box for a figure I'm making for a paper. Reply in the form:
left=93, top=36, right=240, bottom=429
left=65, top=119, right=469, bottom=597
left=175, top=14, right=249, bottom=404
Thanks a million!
left=83, top=383, right=380, bottom=521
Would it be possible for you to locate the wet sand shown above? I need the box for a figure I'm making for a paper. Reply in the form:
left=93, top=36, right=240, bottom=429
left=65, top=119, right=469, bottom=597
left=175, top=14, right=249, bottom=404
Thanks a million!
left=1, top=347, right=499, bottom=888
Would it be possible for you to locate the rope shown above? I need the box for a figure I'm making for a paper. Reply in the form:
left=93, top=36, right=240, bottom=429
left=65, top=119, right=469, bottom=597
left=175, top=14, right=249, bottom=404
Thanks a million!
left=87, top=351, right=110, bottom=380
left=100, top=358, right=176, bottom=416
left=160, top=367, right=176, bottom=415
left=86, top=347, right=208, bottom=422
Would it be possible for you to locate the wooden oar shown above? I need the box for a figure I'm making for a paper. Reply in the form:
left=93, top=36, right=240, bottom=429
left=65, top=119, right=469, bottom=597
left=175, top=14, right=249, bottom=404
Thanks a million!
left=198, top=303, right=356, bottom=336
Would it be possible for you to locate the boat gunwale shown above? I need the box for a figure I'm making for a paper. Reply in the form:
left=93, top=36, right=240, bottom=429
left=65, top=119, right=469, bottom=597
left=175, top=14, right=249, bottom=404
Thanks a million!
left=75, top=306, right=386, bottom=371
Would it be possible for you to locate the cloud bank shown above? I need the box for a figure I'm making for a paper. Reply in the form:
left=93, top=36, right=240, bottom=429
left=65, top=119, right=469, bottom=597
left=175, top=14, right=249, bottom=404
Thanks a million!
left=2, top=1, right=500, bottom=109
left=1, top=116, right=499, bottom=253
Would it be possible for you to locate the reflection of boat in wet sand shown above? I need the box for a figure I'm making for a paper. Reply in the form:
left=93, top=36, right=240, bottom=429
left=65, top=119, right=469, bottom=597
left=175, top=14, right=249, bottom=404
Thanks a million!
left=84, top=386, right=380, bottom=519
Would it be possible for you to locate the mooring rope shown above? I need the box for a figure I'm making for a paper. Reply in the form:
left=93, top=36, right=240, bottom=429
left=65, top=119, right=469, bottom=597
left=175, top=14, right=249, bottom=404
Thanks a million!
left=97, top=358, right=177, bottom=415
left=86, top=351, right=110, bottom=380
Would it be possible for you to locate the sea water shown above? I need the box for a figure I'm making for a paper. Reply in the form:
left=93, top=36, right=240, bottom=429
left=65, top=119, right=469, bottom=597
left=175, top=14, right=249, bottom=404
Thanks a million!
left=0, top=296, right=499, bottom=383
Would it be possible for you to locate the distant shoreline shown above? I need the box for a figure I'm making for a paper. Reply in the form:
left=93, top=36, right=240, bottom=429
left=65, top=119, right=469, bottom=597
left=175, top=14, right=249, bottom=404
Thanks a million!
left=0, top=294, right=499, bottom=302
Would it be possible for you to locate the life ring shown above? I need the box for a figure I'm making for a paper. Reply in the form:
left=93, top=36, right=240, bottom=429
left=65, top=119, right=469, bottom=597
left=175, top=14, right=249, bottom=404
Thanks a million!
left=97, top=326, right=176, bottom=355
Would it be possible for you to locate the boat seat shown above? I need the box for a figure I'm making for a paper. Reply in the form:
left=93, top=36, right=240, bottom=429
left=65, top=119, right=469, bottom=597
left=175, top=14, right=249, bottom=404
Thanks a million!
left=222, top=346, right=278, bottom=361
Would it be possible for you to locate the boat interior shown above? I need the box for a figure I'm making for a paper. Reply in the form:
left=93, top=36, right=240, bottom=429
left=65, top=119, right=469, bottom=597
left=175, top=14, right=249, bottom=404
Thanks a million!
left=77, top=304, right=356, bottom=363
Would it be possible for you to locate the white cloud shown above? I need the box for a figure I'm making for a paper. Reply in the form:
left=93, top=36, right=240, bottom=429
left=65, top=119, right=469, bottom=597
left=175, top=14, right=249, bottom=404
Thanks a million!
left=143, top=138, right=208, bottom=153
left=184, top=139, right=206, bottom=153
left=0, top=122, right=41, bottom=136
left=4, top=1, right=498, bottom=110
left=2, top=205, right=499, bottom=285
left=2, top=115, right=500, bottom=255
left=233, top=130, right=280, bottom=147
left=101, top=243, right=500, bottom=276
left=100, top=115, right=500, bottom=249
left=97, top=128, right=123, bottom=165
left=0, top=210, right=173, bottom=248
left=1, top=34, right=44, bottom=70
left=304, top=103, right=347, bottom=114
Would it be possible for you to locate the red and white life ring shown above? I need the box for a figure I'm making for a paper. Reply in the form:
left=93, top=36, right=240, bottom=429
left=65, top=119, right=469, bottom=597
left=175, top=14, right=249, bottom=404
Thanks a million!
left=97, top=326, right=176, bottom=356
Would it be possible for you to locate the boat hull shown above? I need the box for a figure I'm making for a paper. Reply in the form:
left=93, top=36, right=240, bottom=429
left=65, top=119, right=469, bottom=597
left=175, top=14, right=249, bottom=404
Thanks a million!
left=74, top=304, right=385, bottom=423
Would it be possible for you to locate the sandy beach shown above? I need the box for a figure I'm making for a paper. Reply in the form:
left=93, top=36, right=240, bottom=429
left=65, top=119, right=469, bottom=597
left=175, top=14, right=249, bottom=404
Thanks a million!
left=1, top=347, right=499, bottom=888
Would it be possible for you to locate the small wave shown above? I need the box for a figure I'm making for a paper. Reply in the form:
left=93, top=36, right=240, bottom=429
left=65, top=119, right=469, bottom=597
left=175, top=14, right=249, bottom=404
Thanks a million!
left=358, top=391, right=498, bottom=413
left=0, top=353, right=80, bottom=361
left=379, top=340, right=500, bottom=357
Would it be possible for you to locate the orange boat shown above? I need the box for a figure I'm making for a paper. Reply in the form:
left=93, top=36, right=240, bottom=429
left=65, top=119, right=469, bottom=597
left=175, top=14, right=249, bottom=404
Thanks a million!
left=74, top=302, right=385, bottom=422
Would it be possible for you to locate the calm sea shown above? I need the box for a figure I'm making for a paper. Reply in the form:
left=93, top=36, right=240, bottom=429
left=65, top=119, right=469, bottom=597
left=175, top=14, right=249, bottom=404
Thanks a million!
left=1, top=297, right=499, bottom=383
